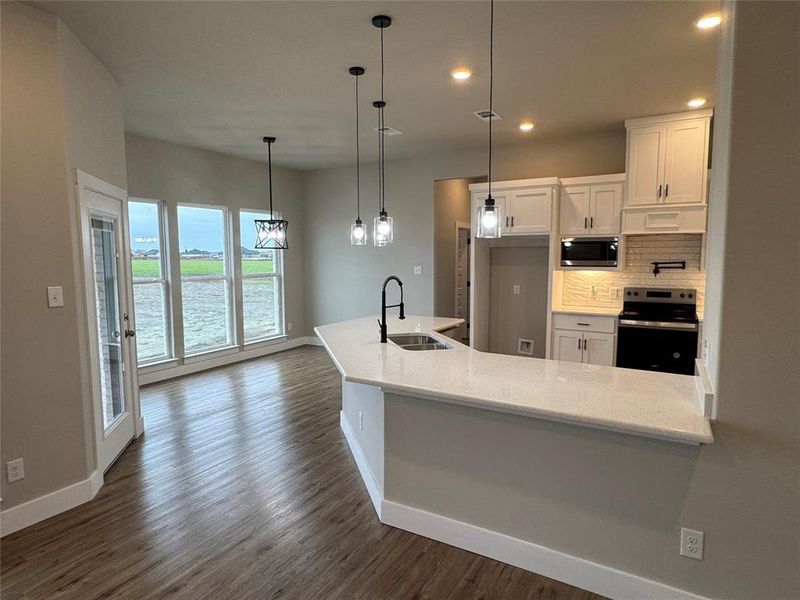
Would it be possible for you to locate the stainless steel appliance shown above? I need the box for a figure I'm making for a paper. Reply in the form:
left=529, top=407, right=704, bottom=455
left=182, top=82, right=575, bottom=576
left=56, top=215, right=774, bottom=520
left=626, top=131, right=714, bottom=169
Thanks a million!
left=560, top=236, right=619, bottom=268
left=616, top=287, right=699, bottom=375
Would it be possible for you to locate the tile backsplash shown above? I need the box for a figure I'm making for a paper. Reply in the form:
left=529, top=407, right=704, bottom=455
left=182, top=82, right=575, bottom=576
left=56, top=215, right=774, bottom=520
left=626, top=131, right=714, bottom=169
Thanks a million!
left=560, top=234, right=706, bottom=313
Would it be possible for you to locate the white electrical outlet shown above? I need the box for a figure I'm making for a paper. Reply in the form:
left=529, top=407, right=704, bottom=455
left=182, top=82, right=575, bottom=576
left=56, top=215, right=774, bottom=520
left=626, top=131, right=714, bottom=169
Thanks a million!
left=413, top=265, right=423, bottom=275
left=513, top=284, right=521, bottom=295
left=680, top=527, right=705, bottom=560
left=47, top=286, right=64, bottom=308
left=287, top=322, right=293, bottom=332
left=702, top=338, right=711, bottom=364
left=6, top=458, right=24, bottom=483
left=358, top=411, right=364, bottom=431
left=610, top=287, right=620, bottom=299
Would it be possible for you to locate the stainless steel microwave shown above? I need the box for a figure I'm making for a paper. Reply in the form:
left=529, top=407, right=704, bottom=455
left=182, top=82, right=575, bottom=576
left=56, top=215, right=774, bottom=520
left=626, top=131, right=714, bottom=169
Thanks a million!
left=560, top=236, right=619, bottom=268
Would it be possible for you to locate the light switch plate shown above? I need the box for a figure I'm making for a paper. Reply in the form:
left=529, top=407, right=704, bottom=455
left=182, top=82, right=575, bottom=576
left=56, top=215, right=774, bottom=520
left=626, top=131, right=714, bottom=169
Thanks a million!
left=413, top=265, right=423, bottom=275
left=513, top=284, right=521, bottom=295
left=47, top=286, right=64, bottom=308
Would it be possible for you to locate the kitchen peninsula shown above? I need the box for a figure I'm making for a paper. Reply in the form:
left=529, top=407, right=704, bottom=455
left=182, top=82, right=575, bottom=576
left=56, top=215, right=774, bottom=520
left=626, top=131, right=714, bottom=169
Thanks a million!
left=315, top=314, right=715, bottom=598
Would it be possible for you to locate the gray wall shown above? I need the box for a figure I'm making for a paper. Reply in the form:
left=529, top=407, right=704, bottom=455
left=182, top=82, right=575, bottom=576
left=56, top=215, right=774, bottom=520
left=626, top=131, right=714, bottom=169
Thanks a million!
left=383, top=3, right=800, bottom=599
left=124, top=133, right=307, bottom=342
left=303, top=131, right=625, bottom=332
left=488, top=246, right=549, bottom=358
left=433, top=177, right=484, bottom=318
left=1, top=2, right=128, bottom=508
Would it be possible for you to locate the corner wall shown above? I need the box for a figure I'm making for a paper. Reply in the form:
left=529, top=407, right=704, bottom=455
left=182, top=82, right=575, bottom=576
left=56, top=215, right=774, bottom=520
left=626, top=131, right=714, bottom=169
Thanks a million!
left=1, top=2, right=128, bottom=510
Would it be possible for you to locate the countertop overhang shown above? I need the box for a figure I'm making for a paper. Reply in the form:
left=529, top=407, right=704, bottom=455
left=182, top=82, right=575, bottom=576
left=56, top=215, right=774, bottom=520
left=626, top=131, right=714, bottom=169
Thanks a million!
left=315, top=315, right=713, bottom=445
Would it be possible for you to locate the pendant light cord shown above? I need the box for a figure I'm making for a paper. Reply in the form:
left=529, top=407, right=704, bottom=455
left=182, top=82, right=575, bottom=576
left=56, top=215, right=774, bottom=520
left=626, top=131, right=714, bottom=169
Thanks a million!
left=355, top=73, right=360, bottom=220
left=267, top=140, right=274, bottom=215
left=488, top=0, right=494, bottom=200
left=380, top=26, right=386, bottom=213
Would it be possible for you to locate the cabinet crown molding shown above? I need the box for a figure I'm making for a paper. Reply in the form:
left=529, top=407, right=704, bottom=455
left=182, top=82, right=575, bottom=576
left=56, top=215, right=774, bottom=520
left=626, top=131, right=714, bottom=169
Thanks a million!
left=559, top=173, right=626, bottom=186
left=469, top=176, right=560, bottom=192
left=625, top=109, right=713, bottom=129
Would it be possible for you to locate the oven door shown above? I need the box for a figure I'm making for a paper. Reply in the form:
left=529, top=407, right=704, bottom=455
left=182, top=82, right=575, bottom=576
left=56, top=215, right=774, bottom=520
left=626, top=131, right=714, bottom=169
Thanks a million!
left=616, top=323, right=698, bottom=375
left=560, top=237, right=619, bottom=267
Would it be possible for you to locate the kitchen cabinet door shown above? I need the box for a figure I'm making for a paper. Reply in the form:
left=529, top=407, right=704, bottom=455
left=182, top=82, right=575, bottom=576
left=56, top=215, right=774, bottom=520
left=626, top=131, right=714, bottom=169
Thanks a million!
left=560, top=187, right=590, bottom=235
left=626, top=126, right=665, bottom=206
left=509, top=188, right=552, bottom=234
left=589, top=184, right=623, bottom=234
left=552, top=330, right=583, bottom=363
left=583, top=332, right=615, bottom=366
left=663, top=119, right=708, bottom=205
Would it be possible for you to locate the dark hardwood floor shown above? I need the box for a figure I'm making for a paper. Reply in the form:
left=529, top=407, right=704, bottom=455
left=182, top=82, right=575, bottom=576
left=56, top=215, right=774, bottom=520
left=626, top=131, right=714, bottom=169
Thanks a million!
left=1, top=346, right=604, bottom=600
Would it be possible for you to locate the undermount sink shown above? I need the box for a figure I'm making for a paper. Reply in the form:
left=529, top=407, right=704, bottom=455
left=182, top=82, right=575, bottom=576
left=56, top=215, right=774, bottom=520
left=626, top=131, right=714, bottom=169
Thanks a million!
left=387, top=333, right=452, bottom=351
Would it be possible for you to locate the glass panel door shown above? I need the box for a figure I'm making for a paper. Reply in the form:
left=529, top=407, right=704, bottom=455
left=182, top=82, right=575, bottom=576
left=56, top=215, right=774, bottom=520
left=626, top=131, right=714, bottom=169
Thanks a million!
left=90, top=216, right=126, bottom=430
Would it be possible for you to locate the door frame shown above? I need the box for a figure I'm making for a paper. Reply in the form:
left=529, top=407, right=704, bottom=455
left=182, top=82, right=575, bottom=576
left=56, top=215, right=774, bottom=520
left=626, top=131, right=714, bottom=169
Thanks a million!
left=76, top=170, right=143, bottom=470
left=454, top=221, right=471, bottom=341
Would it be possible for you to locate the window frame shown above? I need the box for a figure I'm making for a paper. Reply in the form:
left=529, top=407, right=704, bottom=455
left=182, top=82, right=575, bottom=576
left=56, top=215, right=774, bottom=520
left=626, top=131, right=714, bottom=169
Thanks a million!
left=128, top=197, right=174, bottom=366
left=239, top=208, right=286, bottom=344
left=177, top=202, right=236, bottom=356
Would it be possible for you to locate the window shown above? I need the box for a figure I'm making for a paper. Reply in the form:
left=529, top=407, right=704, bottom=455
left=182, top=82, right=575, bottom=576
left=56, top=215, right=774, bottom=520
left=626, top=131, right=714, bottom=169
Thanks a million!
left=178, top=205, right=233, bottom=354
left=128, top=200, right=172, bottom=363
left=240, top=210, right=284, bottom=341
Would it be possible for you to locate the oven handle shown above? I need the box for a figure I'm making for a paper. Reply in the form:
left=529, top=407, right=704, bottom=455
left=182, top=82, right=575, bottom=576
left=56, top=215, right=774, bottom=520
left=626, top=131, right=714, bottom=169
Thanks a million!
left=619, top=319, right=699, bottom=331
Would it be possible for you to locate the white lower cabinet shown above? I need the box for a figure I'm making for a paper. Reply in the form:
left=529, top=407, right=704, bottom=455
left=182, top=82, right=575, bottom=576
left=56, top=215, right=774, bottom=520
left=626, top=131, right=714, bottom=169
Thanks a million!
left=551, top=314, right=616, bottom=366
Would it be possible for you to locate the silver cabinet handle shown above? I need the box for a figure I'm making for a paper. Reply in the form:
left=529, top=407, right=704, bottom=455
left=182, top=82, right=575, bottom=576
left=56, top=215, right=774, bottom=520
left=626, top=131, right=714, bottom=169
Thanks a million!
left=665, top=184, right=669, bottom=198
left=657, top=184, right=662, bottom=199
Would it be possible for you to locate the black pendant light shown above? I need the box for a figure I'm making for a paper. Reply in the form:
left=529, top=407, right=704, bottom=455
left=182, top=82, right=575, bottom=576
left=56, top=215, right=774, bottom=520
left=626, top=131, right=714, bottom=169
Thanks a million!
left=349, top=66, right=368, bottom=245
left=476, top=0, right=502, bottom=239
left=254, top=136, right=288, bottom=250
left=372, top=14, right=393, bottom=246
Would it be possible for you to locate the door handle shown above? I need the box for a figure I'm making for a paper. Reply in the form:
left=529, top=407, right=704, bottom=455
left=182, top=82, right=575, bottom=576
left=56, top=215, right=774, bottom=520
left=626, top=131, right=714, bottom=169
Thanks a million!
left=657, top=184, right=662, bottom=199
left=584, top=217, right=588, bottom=229
left=590, top=217, right=593, bottom=228
left=577, top=338, right=582, bottom=350
left=505, top=216, right=509, bottom=227
left=583, top=338, right=588, bottom=350
left=511, top=216, right=515, bottom=227
left=664, top=184, right=669, bottom=198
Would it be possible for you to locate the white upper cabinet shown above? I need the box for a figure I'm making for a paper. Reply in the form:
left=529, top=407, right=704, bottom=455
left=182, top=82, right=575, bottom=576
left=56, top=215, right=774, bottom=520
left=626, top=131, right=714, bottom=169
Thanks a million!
left=470, top=178, right=558, bottom=237
left=559, top=175, right=624, bottom=236
left=623, top=110, right=712, bottom=234
left=625, top=110, right=711, bottom=208
left=626, top=126, right=666, bottom=206
left=509, top=188, right=552, bottom=234
left=662, top=120, right=708, bottom=204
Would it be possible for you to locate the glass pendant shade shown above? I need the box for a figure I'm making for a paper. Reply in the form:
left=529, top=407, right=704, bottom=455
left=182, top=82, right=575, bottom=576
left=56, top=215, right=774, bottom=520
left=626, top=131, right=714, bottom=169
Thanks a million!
left=254, top=217, right=289, bottom=250
left=477, top=198, right=502, bottom=238
left=373, top=211, right=393, bottom=246
left=350, top=218, right=368, bottom=245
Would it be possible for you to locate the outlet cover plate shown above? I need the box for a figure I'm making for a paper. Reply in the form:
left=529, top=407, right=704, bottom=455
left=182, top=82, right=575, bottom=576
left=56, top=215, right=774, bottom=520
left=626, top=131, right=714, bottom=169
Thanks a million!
left=680, top=527, right=704, bottom=560
left=7, top=458, right=24, bottom=483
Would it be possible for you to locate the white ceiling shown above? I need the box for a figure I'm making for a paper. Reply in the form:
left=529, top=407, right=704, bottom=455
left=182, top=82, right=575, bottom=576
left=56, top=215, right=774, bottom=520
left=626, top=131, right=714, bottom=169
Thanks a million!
left=34, top=0, right=719, bottom=170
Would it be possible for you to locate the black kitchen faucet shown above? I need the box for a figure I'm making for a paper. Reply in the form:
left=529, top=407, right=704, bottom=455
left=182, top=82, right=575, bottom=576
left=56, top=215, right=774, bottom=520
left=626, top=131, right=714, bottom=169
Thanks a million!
left=379, top=275, right=405, bottom=342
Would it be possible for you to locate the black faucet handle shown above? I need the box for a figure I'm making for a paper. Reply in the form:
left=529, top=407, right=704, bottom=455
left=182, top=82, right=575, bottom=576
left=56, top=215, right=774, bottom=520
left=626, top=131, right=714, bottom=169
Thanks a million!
left=399, top=303, right=405, bottom=319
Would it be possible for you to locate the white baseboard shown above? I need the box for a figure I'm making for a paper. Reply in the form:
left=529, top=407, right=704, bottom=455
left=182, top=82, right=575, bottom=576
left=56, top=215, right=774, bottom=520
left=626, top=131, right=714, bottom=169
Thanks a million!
left=1, top=470, right=103, bottom=537
left=381, top=500, right=710, bottom=600
left=339, top=411, right=382, bottom=519
left=139, top=336, right=317, bottom=385
left=340, top=411, right=708, bottom=600
left=305, top=335, right=324, bottom=347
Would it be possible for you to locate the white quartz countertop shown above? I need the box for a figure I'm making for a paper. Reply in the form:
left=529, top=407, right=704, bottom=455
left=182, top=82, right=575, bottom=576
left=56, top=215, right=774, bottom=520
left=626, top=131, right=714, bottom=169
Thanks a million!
left=315, top=315, right=713, bottom=445
left=551, top=306, right=621, bottom=317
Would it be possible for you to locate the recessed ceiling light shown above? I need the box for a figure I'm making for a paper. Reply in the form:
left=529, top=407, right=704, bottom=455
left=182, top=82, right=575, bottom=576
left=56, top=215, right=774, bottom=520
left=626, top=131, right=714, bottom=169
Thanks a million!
left=451, top=68, right=472, bottom=81
left=687, top=97, right=707, bottom=108
left=696, top=14, right=721, bottom=29
left=519, top=120, right=535, bottom=132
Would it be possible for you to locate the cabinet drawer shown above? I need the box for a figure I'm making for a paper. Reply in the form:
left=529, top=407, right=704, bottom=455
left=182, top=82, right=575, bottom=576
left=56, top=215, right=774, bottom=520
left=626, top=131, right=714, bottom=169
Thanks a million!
left=552, top=313, right=616, bottom=333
